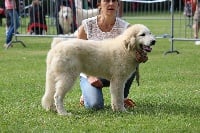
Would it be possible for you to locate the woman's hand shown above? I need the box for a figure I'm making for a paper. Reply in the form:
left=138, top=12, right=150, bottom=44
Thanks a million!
left=87, top=76, right=103, bottom=88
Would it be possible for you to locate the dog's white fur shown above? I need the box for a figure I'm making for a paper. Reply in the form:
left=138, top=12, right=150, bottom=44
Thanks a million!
left=76, top=8, right=99, bottom=27
left=42, top=24, right=155, bottom=115
left=58, top=6, right=73, bottom=34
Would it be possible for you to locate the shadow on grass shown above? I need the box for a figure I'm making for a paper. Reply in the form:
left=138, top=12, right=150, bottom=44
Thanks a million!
left=69, top=102, right=200, bottom=117
left=130, top=102, right=200, bottom=116
left=40, top=100, right=199, bottom=117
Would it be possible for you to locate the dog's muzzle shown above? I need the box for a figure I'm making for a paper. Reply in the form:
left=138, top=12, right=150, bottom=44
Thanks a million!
left=142, top=39, right=156, bottom=53
left=136, top=39, right=156, bottom=63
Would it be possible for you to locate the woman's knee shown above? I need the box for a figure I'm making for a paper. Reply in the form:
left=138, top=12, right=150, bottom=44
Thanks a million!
left=84, top=99, right=104, bottom=109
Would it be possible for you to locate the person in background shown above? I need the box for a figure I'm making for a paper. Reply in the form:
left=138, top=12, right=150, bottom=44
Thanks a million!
left=77, top=0, right=147, bottom=109
left=192, top=0, right=200, bottom=45
left=87, top=0, right=98, bottom=8
left=0, top=1, right=5, bottom=26
left=27, top=0, right=47, bottom=35
left=4, top=0, right=20, bottom=49
left=54, top=0, right=77, bottom=34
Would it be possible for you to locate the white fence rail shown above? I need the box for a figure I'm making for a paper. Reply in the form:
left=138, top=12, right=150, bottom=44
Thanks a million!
left=4, top=0, right=195, bottom=54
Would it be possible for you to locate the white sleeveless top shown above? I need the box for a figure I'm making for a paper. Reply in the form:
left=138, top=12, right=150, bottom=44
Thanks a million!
left=82, top=16, right=130, bottom=41
left=80, top=16, right=130, bottom=78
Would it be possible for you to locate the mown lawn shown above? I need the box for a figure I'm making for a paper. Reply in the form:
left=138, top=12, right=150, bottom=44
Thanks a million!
left=0, top=15, right=199, bottom=133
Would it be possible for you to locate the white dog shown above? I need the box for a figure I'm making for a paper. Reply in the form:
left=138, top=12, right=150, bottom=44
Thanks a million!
left=58, top=6, right=73, bottom=34
left=76, top=8, right=99, bottom=27
left=58, top=7, right=98, bottom=34
left=42, top=24, right=156, bottom=115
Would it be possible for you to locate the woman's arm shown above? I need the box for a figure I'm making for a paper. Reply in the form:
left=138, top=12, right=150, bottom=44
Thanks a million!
left=77, top=25, right=87, bottom=39
left=77, top=24, right=103, bottom=88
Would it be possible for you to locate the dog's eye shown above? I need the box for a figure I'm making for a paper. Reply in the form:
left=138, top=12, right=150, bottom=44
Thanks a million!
left=140, top=33, right=145, bottom=36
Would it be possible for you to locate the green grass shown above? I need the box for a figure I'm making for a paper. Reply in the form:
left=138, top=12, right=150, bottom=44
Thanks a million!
left=0, top=16, right=200, bottom=133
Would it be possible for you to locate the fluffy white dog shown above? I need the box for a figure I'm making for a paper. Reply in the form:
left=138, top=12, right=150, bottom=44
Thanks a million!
left=42, top=24, right=156, bottom=115
left=58, top=6, right=73, bottom=34
left=58, top=7, right=98, bottom=34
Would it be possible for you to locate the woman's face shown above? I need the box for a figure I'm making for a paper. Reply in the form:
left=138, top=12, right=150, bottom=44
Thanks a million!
left=99, top=0, right=119, bottom=16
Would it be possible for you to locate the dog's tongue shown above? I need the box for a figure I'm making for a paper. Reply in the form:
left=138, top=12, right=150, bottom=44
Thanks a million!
left=143, top=45, right=152, bottom=52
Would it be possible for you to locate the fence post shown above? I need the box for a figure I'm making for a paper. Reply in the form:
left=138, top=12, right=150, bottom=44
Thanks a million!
left=164, top=0, right=179, bottom=55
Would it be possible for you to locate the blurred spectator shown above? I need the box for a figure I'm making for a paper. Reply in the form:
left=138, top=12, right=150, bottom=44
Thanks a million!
left=192, top=0, right=200, bottom=45
left=0, top=0, right=5, bottom=26
left=4, top=0, right=20, bottom=49
left=27, top=0, right=47, bottom=35
left=86, top=0, right=98, bottom=9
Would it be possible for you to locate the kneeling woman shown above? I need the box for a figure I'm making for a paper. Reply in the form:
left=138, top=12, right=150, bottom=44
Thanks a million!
left=78, top=0, right=138, bottom=109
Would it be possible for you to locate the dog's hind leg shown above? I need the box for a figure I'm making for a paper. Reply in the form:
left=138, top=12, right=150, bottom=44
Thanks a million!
left=110, top=79, right=126, bottom=112
left=54, top=72, right=78, bottom=115
left=42, top=71, right=57, bottom=112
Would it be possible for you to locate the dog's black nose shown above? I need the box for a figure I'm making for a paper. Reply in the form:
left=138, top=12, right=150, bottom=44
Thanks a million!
left=151, top=40, right=156, bottom=46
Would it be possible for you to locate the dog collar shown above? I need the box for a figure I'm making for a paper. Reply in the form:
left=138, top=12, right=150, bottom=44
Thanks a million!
left=135, top=50, right=148, bottom=63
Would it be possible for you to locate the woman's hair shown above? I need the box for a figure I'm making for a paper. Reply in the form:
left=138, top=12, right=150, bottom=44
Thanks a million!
left=97, top=0, right=119, bottom=7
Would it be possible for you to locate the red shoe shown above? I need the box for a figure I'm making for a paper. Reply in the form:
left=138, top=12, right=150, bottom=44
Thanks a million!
left=124, top=98, right=136, bottom=108
left=80, top=96, right=136, bottom=108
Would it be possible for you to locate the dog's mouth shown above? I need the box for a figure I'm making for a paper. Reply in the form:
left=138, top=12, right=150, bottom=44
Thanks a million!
left=142, top=45, right=152, bottom=52
left=140, top=44, right=152, bottom=53
left=140, top=40, right=156, bottom=53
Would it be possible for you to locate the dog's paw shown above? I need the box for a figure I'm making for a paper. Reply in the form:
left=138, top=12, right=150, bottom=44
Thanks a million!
left=111, top=104, right=126, bottom=112
left=50, top=105, right=57, bottom=112
left=57, top=110, right=72, bottom=116
left=56, top=106, right=72, bottom=116
left=42, top=104, right=57, bottom=112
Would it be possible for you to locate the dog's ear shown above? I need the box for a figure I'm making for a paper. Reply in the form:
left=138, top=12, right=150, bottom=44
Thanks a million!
left=123, top=25, right=138, bottom=51
left=124, top=35, right=136, bottom=51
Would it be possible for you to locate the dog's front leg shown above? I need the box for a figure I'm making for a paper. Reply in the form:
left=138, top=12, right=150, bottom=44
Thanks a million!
left=110, top=80, right=126, bottom=112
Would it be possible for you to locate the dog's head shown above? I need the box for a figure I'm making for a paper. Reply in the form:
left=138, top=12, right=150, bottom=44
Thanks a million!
left=123, top=24, right=156, bottom=53
left=59, top=6, right=73, bottom=20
